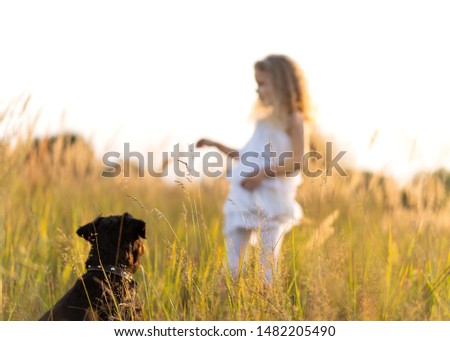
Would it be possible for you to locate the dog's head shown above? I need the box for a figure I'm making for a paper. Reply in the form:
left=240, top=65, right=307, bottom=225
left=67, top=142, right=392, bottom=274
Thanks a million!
left=76, top=212, right=146, bottom=273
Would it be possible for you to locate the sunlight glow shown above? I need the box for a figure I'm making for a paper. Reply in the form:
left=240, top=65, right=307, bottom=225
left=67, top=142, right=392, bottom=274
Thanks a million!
left=1, top=0, right=449, bottom=183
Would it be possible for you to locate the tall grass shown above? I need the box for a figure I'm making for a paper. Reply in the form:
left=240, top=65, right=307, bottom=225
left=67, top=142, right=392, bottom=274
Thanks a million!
left=1, top=103, right=449, bottom=320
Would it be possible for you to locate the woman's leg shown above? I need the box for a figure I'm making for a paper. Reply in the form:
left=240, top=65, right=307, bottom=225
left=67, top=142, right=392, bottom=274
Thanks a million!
left=225, top=228, right=253, bottom=279
left=258, top=223, right=289, bottom=283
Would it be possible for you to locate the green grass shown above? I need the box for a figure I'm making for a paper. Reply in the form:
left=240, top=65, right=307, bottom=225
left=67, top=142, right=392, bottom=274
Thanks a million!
left=1, top=108, right=449, bottom=321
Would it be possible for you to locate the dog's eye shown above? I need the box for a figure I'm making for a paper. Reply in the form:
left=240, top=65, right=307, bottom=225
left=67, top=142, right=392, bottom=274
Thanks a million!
left=93, top=216, right=104, bottom=226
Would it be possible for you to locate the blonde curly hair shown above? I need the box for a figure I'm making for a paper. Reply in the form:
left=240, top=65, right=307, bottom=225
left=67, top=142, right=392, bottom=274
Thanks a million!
left=253, top=55, right=311, bottom=128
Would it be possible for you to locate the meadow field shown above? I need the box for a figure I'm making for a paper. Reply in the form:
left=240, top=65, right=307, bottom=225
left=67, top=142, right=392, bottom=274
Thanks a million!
left=1, top=106, right=449, bottom=321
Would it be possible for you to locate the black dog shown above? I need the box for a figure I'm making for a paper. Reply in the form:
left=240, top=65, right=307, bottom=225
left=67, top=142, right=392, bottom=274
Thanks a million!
left=40, top=213, right=146, bottom=320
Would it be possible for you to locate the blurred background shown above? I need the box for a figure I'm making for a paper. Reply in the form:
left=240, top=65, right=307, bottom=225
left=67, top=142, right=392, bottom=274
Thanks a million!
left=1, top=0, right=450, bottom=321
left=1, top=0, right=449, bottom=184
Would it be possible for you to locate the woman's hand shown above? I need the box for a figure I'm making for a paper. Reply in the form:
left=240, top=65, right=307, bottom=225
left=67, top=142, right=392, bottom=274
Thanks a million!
left=196, top=138, right=216, bottom=148
left=240, top=170, right=265, bottom=191
left=196, top=139, right=239, bottom=158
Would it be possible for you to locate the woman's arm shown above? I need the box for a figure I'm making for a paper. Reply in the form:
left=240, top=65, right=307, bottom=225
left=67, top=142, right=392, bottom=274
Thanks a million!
left=266, top=114, right=304, bottom=176
left=196, top=138, right=239, bottom=158
left=240, top=115, right=304, bottom=191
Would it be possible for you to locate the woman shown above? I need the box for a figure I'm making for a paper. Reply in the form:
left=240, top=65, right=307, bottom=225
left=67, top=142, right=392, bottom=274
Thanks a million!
left=197, top=55, right=310, bottom=282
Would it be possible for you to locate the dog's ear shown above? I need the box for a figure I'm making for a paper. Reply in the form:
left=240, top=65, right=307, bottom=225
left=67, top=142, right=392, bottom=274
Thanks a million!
left=124, top=212, right=146, bottom=239
left=132, top=218, right=146, bottom=239
left=76, top=216, right=102, bottom=243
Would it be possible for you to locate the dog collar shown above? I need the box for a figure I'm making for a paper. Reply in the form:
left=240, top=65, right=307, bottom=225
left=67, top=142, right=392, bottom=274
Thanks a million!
left=86, top=264, right=135, bottom=283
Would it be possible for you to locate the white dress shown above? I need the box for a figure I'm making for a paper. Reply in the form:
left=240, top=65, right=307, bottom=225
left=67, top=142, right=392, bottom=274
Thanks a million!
left=223, top=118, right=303, bottom=234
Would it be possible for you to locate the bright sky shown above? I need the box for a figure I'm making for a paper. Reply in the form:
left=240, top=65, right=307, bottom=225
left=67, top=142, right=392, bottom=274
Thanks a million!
left=1, top=0, right=449, bottom=183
